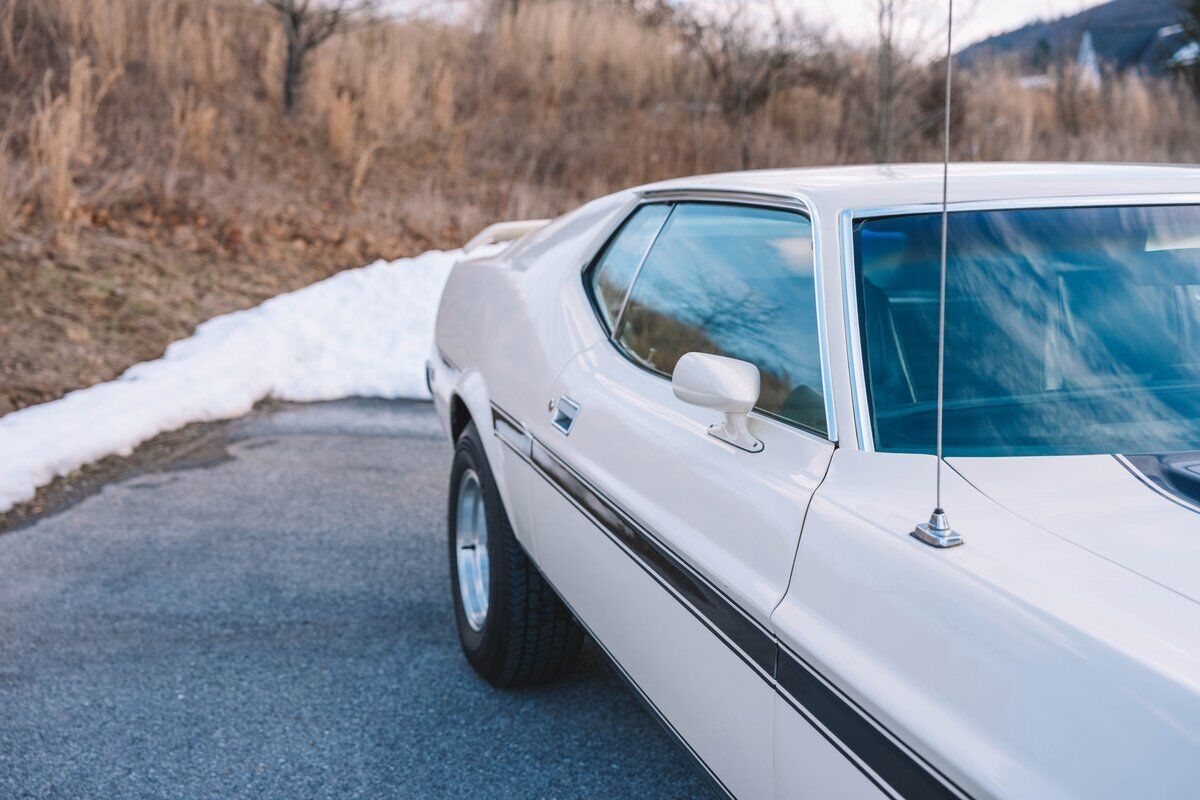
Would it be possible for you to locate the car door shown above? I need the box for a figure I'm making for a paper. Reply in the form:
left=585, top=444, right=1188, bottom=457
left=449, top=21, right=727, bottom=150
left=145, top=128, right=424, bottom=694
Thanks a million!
left=522, top=200, right=836, bottom=799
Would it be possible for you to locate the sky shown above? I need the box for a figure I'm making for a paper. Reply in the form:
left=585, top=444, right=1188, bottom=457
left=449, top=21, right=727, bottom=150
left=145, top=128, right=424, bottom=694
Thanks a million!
left=389, top=0, right=1111, bottom=51
left=809, top=0, right=1106, bottom=49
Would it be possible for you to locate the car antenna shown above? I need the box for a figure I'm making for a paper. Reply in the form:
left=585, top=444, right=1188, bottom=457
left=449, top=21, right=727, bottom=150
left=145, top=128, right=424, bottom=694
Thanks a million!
left=912, top=0, right=963, bottom=549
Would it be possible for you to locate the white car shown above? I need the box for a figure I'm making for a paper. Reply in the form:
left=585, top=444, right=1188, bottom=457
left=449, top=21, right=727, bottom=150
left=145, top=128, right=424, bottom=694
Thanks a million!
left=427, top=164, right=1200, bottom=800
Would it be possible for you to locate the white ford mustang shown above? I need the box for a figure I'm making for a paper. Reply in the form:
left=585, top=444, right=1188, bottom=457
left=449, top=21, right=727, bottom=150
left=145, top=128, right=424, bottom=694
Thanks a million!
left=427, top=164, right=1200, bottom=799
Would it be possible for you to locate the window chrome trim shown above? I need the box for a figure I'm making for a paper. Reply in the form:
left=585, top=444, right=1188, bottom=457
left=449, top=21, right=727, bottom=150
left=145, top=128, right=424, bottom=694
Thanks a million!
left=840, top=211, right=874, bottom=452
left=840, top=192, right=1200, bottom=452
left=849, top=193, right=1200, bottom=221
left=638, top=187, right=813, bottom=209
left=612, top=205, right=675, bottom=338
left=584, top=187, right=839, bottom=445
left=574, top=194, right=647, bottom=279
left=808, top=196, right=839, bottom=447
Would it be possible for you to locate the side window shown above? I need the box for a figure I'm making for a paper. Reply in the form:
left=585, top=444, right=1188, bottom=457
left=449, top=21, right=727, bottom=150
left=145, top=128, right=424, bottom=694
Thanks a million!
left=586, top=204, right=672, bottom=331
left=615, top=203, right=827, bottom=434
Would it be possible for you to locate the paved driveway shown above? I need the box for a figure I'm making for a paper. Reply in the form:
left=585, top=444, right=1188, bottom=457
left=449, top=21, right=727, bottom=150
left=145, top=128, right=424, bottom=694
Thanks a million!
left=0, top=400, right=719, bottom=799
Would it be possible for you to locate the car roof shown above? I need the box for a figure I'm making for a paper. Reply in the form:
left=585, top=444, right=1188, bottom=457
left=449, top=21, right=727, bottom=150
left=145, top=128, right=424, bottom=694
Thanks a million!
left=637, top=163, right=1200, bottom=214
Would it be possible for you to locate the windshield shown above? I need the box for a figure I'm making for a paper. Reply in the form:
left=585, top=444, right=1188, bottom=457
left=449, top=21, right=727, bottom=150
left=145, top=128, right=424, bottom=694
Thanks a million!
left=855, top=204, right=1200, bottom=456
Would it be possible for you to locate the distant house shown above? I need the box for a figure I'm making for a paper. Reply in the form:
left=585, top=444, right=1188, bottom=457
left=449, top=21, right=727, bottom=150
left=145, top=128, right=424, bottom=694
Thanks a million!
left=1017, top=30, right=1102, bottom=90
left=1175, top=41, right=1200, bottom=67
left=1166, top=25, right=1200, bottom=67
left=1152, top=24, right=1197, bottom=69
left=1016, top=74, right=1055, bottom=90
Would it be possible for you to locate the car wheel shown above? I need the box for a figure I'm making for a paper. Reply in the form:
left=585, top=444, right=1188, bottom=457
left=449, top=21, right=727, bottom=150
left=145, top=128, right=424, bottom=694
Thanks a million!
left=448, top=420, right=583, bottom=686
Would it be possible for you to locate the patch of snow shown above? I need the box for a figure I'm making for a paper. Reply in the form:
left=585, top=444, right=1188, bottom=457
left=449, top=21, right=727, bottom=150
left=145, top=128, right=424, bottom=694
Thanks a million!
left=0, top=248, right=465, bottom=513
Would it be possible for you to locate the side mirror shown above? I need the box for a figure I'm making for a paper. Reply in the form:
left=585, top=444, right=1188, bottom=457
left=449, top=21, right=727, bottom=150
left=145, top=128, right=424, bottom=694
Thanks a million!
left=672, top=353, right=764, bottom=452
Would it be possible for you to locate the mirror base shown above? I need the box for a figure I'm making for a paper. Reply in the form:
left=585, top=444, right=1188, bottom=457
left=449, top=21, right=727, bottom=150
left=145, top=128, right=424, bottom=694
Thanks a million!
left=708, top=413, right=763, bottom=453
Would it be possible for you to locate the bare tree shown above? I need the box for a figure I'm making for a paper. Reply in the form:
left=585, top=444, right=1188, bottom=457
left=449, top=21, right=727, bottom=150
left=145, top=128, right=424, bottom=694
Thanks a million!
left=867, top=0, right=976, bottom=163
left=874, top=0, right=899, bottom=162
left=609, top=0, right=674, bottom=26
left=678, top=0, right=824, bottom=169
left=870, top=0, right=938, bottom=162
left=493, top=0, right=673, bottom=22
left=265, top=0, right=378, bottom=113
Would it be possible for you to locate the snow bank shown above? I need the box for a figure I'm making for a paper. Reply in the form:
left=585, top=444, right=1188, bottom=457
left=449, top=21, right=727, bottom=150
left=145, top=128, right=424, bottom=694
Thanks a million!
left=0, top=248, right=464, bottom=513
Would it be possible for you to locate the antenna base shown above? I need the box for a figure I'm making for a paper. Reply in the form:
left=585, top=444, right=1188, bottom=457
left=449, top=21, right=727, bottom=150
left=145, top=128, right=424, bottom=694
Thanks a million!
left=912, top=508, right=963, bottom=549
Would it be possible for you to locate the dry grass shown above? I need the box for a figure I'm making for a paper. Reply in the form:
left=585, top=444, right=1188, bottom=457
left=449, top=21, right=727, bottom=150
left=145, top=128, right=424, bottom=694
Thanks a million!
left=0, top=128, right=19, bottom=236
left=0, top=0, right=1197, bottom=413
left=960, top=63, right=1200, bottom=162
left=26, top=55, right=119, bottom=223
left=2, top=0, right=1197, bottom=239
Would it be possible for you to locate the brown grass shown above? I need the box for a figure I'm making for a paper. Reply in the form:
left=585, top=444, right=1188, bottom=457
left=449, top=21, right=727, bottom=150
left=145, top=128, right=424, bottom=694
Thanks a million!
left=3, top=0, right=1197, bottom=240
left=958, top=63, right=1200, bottom=162
left=0, top=0, right=1197, bottom=414
left=26, top=55, right=120, bottom=223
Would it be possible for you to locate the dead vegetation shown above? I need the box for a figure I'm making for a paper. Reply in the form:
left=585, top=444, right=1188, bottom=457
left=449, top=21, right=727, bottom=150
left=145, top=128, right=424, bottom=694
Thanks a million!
left=0, top=0, right=1197, bottom=414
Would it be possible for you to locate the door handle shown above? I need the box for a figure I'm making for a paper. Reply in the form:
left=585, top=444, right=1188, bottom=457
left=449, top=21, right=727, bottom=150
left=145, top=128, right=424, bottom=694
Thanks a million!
left=550, top=396, right=580, bottom=435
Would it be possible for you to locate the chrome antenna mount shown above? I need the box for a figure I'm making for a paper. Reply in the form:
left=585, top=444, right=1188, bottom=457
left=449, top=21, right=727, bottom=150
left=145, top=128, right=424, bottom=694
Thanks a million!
left=912, top=0, right=963, bottom=549
left=913, top=508, right=963, bottom=549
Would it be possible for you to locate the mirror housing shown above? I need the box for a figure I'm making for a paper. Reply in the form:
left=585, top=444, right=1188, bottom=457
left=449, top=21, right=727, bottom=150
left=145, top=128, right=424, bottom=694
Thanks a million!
left=672, top=353, right=763, bottom=452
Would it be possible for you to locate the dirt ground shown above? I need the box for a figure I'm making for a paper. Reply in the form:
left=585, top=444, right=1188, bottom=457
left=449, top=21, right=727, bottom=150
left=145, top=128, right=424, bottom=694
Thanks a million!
left=0, top=222, right=435, bottom=416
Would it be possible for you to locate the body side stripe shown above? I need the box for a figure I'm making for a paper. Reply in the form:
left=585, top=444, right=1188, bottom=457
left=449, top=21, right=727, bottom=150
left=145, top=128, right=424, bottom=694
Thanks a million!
left=489, top=404, right=972, bottom=800
left=527, top=437, right=777, bottom=676
left=776, top=646, right=968, bottom=800
left=534, top=557, right=737, bottom=800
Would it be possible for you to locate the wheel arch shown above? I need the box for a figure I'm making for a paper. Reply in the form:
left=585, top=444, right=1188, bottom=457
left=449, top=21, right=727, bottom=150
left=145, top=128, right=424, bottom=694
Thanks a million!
left=447, top=371, right=504, bottom=488
left=449, top=393, right=472, bottom=442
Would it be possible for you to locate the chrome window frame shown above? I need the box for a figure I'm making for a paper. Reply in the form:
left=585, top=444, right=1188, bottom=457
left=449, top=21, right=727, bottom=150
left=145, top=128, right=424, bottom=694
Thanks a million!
left=612, top=206, right=675, bottom=336
left=579, top=187, right=839, bottom=445
left=583, top=203, right=675, bottom=336
left=840, top=192, right=1200, bottom=453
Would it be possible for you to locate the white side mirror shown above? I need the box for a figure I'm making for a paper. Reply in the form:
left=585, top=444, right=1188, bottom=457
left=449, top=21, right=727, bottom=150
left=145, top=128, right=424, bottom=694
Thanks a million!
left=672, top=353, right=764, bottom=453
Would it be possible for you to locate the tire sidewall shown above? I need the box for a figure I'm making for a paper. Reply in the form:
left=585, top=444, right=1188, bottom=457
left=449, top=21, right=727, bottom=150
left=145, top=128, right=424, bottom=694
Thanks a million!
left=448, top=423, right=510, bottom=671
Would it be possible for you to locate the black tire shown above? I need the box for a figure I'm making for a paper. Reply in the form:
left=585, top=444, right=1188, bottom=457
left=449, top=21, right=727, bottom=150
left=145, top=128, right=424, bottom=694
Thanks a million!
left=448, top=421, right=584, bottom=686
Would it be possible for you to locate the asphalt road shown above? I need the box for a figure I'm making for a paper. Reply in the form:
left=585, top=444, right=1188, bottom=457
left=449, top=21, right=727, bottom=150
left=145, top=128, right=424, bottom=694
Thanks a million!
left=0, top=399, right=719, bottom=799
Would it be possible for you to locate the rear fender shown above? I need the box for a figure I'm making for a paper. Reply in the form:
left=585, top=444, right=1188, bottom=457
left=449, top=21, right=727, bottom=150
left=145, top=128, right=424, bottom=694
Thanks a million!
left=448, top=370, right=535, bottom=554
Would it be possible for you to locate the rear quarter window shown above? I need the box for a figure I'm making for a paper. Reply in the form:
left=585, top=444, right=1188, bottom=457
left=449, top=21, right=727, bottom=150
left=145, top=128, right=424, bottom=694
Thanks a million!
left=584, top=204, right=672, bottom=332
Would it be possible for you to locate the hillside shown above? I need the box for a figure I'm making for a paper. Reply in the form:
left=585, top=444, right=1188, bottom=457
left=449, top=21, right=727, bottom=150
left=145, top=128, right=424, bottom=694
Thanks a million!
left=958, top=0, right=1186, bottom=73
left=1, top=0, right=1198, bottom=417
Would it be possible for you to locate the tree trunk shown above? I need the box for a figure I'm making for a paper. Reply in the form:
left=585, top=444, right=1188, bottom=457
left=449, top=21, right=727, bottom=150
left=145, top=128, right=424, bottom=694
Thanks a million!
left=876, top=42, right=894, bottom=161
left=736, top=90, right=750, bottom=170
left=738, top=114, right=750, bottom=170
left=282, top=17, right=304, bottom=113
left=874, top=1, right=895, bottom=163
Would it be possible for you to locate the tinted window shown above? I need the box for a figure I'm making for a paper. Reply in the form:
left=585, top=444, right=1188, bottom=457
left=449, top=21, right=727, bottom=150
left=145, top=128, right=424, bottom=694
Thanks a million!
left=587, top=204, right=671, bottom=331
left=615, top=203, right=826, bottom=434
left=856, top=204, right=1200, bottom=456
